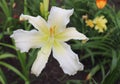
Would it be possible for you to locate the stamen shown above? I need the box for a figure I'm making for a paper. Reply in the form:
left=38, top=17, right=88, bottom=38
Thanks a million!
left=50, top=26, right=56, bottom=37
left=50, top=27, right=53, bottom=37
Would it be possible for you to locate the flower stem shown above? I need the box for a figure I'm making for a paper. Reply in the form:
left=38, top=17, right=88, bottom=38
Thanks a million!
left=24, top=0, right=28, bottom=30
left=17, top=51, right=29, bottom=80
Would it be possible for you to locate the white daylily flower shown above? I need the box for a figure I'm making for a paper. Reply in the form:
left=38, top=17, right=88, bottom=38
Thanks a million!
left=11, top=6, right=89, bottom=76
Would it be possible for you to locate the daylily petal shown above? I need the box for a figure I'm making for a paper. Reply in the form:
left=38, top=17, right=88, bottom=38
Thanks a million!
left=10, top=29, right=46, bottom=52
left=20, top=14, right=49, bottom=33
left=55, top=27, right=89, bottom=42
left=31, top=43, right=52, bottom=76
left=53, top=42, right=84, bottom=75
left=47, top=6, right=73, bottom=32
left=93, top=16, right=107, bottom=32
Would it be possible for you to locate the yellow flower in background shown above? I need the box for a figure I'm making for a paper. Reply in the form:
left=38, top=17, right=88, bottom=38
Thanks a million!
left=85, top=19, right=94, bottom=28
left=93, top=16, right=107, bottom=32
left=11, top=6, right=88, bottom=76
left=84, top=15, right=107, bottom=33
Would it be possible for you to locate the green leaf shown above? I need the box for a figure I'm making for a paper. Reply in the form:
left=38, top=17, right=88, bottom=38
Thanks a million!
left=0, top=61, right=28, bottom=82
left=102, top=52, right=120, bottom=84
left=26, top=49, right=38, bottom=70
left=0, top=0, right=11, bottom=17
left=0, top=33, right=3, bottom=40
left=110, top=50, right=117, bottom=72
left=0, top=53, right=16, bottom=60
left=0, top=76, right=5, bottom=84
left=0, top=69, right=7, bottom=84
left=66, top=80, right=84, bottom=84
left=16, top=51, right=29, bottom=79
left=86, top=48, right=95, bottom=65
left=86, top=64, right=100, bottom=80
left=0, top=42, right=15, bottom=50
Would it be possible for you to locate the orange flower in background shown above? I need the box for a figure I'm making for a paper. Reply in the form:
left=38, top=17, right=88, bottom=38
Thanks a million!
left=96, top=0, right=107, bottom=9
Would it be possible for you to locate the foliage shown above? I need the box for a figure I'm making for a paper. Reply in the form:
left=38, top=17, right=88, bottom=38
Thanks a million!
left=0, top=0, right=120, bottom=84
